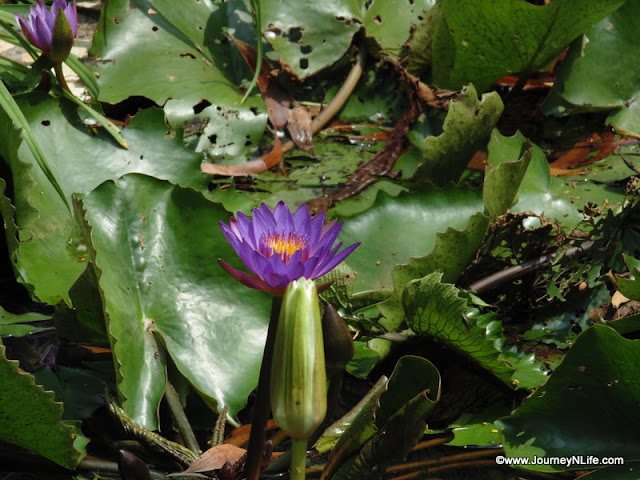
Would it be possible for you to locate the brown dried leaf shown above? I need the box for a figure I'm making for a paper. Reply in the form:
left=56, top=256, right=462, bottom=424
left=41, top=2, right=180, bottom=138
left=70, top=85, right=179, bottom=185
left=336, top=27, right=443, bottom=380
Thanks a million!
left=184, top=444, right=246, bottom=473
left=549, top=131, right=637, bottom=172
left=230, top=36, right=292, bottom=130
left=201, top=136, right=283, bottom=176
left=287, top=106, right=315, bottom=153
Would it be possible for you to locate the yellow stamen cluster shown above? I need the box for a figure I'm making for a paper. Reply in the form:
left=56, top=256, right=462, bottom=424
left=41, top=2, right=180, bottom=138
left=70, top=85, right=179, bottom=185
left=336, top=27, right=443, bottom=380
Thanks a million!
left=264, top=233, right=307, bottom=261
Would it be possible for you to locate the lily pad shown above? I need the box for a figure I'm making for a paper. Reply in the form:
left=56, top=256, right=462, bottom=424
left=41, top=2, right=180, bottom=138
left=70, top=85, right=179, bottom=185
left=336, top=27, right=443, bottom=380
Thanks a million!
left=261, top=0, right=434, bottom=79
left=0, top=344, right=86, bottom=469
left=80, top=173, right=271, bottom=429
left=403, top=272, right=516, bottom=387
left=431, top=0, right=625, bottom=92
left=500, top=325, right=640, bottom=471
left=0, top=92, right=206, bottom=305
left=337, top=183, right=484, bottom=293
left=0, top=306, right=51, bottom=337
left=411, top=85, right=503, bottom=186
left=542, top=0, right=640, bottom=136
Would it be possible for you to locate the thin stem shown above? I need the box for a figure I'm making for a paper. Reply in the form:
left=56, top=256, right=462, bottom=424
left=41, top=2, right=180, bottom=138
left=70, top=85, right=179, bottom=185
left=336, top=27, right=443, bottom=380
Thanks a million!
left=289, top=438, right=308, bottom=480
left=465, top=240, right=594, bottom=294
left=241, top=0, right=262, bottom=104
left=280, top=41, right=367, bottom=155
left=244, top=296, right=282, bottom=480
left=53, top=62, right=72, bottom=94
left=164, top=381, right=200, bottom=455
left=211, top=405, right=228, bottom=447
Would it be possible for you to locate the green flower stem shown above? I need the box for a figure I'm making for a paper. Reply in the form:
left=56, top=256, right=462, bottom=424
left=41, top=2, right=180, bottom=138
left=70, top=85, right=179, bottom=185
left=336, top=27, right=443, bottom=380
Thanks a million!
left=53, top=62, right=71, bottom=94
left=241, top=0, right=262, bottom=105
left=290, top=438, right=308, bottom=480
left=164, top=381, right=200, bottom=455
left=244, top=295, right=282, bottom=480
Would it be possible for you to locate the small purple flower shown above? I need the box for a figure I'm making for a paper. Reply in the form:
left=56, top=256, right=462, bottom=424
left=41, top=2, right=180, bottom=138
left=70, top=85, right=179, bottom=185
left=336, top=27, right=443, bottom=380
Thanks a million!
left=219, top=202, right=360, bottom=295
left=15, top=0, right=77, bottom=62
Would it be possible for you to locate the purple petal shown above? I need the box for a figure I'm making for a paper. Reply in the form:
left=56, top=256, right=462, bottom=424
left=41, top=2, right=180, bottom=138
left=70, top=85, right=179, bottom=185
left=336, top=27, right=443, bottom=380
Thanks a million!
left=218, top=259, right=271, bottom=292
left=313, top=242, right=360, bottom=278
left=253, top=204, right=275, bottom=239
left=64, top=1, right=78, bottom=36
left=32, top=14, right=53, bottom=51
left=308, top=211, right=326, bottom=243
left=235, top=212, right=261, bottom=250
left=292, top=203, right=311, bottom=231
left=16, top=16, right=40, bottom=49
left=301, top=255, right=321, bottom=278
left=219, top=201, right=360, bottom=293
left=312, top=221, right=343, bottom=257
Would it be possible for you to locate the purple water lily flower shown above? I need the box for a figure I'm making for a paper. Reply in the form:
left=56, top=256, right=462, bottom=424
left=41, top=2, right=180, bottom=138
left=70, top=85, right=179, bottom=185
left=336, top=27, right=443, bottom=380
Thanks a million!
left=15, top=0, right=77, bottom=61
left=219, top=201, right=360, bottom=295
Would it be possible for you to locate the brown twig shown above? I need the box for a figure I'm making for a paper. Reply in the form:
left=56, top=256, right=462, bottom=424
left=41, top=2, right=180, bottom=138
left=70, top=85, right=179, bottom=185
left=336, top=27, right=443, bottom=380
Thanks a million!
left=465, top=240, right=594, bottom=294
left=307, top=59, right=424, bottom=213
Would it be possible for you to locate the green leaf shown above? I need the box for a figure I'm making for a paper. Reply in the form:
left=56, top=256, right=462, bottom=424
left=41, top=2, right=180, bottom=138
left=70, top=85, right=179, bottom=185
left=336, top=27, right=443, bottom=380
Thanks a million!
left=80, top=174, right=271, bottom=429
left=500, top=325, right=640, bottom=471
left=392, top=212, right=490, bottom=288
left=0, top=79, right=69, bottom=210
left=0, top=344, right=86, bottom=469
left=316, top=376, right=387, bottom=474
left=541, top=0, right=640, bottom=135
left=483, top=131, right=532, bottom=219
left=447, top=421, right=502, bottom=447
left=336, top=184, right=484, bottom=293
left=432, top=0, right=625, bottom=92
left=411, top=85, right=504, bottom=186
left=0, top=306, right=51, bottom=337
left=34, top=366, right=111, bottom=421
left=261, top=0, right=434, bottom=78
left=403, top=272, right=515, bottom=387
left=377, top=212, right=490, bottom=332
left=615, top=254, right=640, bottom=301
left=0, top=93, right=206, bottom=305
left=510, top=136, right=584, bottom=228
left=331, top=356, right=441, bottom=480
left=90, top=0, right=242, bottom=107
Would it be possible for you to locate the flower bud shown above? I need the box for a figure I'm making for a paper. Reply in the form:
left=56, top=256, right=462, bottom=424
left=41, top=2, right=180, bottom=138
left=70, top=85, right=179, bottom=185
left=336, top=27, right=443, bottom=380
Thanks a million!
left=15, top=1, right=78, bottom=63
left=322, top=303, right=354, bottom=376
left=48, top=7, right=75, bottom=63
left=270, top=278, right=327, bottom=439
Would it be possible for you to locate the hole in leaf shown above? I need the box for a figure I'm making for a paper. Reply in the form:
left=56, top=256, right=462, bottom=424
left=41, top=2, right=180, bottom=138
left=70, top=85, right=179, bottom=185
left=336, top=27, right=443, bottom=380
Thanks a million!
left=193, top=99, right=212, bottom=114
left=267, top=24, right=282, bottom=35
left=152, top=26, right=158, bottom=32
left=41, top=120, right=50, bottom=126
left=283, top=26, right=304, bottom=43
left=209, top=134, right=218, bottom=144
left=180, top=52, right=196, bottom=59
left=300, top=58, right=309, bottom=70
left=101, top=96, right=159, bottom=122
left=374, top=15, right=382, bottom=24
left=300, top=44, right=312, bottom=54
